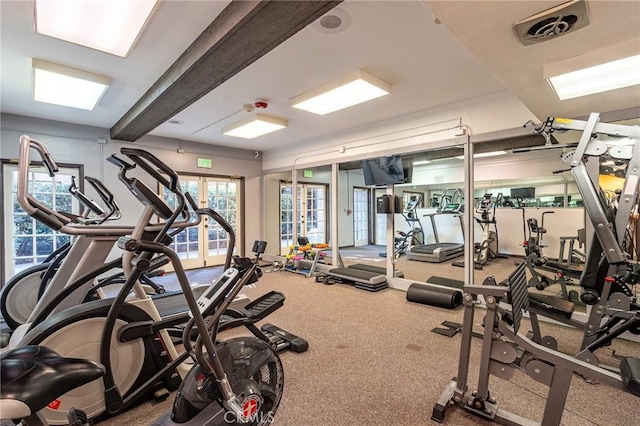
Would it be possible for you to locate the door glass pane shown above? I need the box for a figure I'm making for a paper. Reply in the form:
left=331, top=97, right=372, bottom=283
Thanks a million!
left=280, top=184, right=293, bottom=248
left=353, top=188, right=369, bottom=245
left=305, top=185, right=326, bottom=243
left=207, top=180, right=238, bottom=257
left=166, top=179, right=200, bottom=260
left=5, top=166, right=79, bottom=275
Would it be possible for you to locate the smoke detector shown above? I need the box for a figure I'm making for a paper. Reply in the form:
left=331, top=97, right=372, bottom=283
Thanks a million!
left=313, top=8, right=351, bottom=35
left=513, top=0, right=589, bottom=46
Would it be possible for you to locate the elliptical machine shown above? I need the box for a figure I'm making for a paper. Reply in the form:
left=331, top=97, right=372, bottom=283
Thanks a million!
left=131, top=238, right=285, bottom=425
left=0, top=175, right=165, bottom=338
left=473, top=193, right=507, bottom=267
left=380, top=195, right=424, bottom=258
left=452, top=193, right=507, bottom=270
left=9, top=136, right=297, bottom=424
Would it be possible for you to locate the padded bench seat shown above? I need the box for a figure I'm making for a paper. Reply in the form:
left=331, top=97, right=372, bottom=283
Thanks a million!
left=528, top=292, right=575, bottom=319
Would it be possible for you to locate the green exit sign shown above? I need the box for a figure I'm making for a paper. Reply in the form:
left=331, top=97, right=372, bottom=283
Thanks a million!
left=197, top=158, right=212, bottom=168
left=303, top=170, right=313, bottom=178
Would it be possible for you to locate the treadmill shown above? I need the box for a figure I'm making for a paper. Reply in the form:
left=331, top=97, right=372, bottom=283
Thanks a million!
left=406, top=189, right=464, bottom=263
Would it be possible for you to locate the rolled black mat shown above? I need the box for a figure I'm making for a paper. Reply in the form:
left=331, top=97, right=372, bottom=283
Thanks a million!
left=406, top=283, right=462, bottom=309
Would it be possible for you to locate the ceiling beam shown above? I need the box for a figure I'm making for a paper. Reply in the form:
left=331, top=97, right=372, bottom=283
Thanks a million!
left=110, top=0, right=342, bottom=142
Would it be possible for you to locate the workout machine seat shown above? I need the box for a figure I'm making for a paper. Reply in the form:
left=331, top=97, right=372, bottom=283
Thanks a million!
left=535, top=260, right=583, bottom=280
left=528, top=293, right=575, bottom=319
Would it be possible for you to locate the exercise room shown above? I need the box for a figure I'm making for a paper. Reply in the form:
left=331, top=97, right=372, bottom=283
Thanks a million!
left=1, top=1, right=638, bottom=426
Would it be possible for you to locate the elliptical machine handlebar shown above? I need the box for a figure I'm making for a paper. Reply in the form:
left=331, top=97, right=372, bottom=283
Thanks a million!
left=69, top=176, right=106, bottom=218
left=108, top=151, right=197, bottom=233
left=84, top=176, right=123, bottom=223
left=17, top=135, right=134, bottom=235
left=196, top=208, right=236, bottom=269
left=120, top=147, right=179, bottom=192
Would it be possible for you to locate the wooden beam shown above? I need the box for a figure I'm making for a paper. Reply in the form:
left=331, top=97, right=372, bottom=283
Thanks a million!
left=110, top=0, right=342, bottom=141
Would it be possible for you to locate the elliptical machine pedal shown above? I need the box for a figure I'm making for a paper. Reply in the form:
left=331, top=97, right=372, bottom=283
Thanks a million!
left=260, top=323, right=309, bottom=353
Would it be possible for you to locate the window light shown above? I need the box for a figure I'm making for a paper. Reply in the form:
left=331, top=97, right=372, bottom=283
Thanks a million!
left=290, top=69, right=392, bottom=115
left=547, top=54, right=640, bottom=100
left=455, top=151, right=507, bottom=160
left=222, top=113, right=288, bottom=139
left=35, top=0, right=158, bottom=57
left=32, top=59, right=110, bottom=110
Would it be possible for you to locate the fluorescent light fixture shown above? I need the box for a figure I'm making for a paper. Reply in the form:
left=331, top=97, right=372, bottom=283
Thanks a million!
left=413, top=160, right=432, bottom=165
left=547, top=54, right=640, bottom=100
left=35, top=0, right=158, bottom=57
left=222, top=113, right=288, bottom=139
left=32, top=59, right=110, bottom=110
left=290, top=69, right=392, bottom=115
left=455, top=150, right=507, bottom=160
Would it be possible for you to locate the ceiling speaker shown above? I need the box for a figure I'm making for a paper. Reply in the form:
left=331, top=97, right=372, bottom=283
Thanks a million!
left=513, top=0, right=589, bottom=46
left=313, top=8, right=351, bottom=35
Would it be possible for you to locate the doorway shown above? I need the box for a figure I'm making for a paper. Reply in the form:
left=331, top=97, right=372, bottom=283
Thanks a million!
left=353, top=187, right=370, bottom=246
left=164, top=175, right=243, bottom=269
left=279, top=182, right=328, bottom=253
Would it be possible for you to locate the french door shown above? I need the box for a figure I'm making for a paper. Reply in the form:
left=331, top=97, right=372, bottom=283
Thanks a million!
left=2, top=162, right=80, bottom=279
left=165, top=175, right=242, bottom=269
left=374, top=188, right=387, bottom=246
left=353, top=187, right=369, bottom=246
left=280, top=182, right=327, bottom=253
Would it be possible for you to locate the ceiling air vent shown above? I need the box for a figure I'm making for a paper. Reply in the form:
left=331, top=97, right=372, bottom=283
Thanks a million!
left=513, top=0, right=589, bottom=46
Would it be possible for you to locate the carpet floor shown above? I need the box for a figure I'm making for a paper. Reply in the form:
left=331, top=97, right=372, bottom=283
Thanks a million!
left=95, top=256, right=639, bottom=426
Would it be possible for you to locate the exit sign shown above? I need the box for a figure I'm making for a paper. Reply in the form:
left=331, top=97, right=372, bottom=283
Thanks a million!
left=303, top=170, right=313, bottom=178
left=197, top=158, right=212, bottom=168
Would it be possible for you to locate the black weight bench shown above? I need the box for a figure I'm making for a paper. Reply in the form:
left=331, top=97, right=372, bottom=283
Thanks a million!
left=528, top=293, right=575, bottom=319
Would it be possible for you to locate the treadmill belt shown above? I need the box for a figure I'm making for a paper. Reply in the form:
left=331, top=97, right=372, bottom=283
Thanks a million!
left=410, top=243, right=462, bottom=255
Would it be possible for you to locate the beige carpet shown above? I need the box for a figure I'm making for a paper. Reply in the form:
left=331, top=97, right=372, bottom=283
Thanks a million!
left=96, top=258, right=639, bottom=426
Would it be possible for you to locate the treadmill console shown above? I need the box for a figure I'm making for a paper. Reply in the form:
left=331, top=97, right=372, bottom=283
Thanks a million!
left=190, top=268, right=240, bottom=317
left=439, top=203, right=463, bottom=214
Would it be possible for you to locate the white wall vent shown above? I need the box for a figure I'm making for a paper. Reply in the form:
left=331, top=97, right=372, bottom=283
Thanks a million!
left=513, top=0, right=590, bottom=46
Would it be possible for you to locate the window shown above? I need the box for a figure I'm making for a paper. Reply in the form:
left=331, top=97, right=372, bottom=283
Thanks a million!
left=3, top=163, right=81, bottom=277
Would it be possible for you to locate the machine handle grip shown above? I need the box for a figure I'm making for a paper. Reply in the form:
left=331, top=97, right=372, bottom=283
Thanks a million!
left=85, top=176, right=114, bottom=205
left=120, top=148, right=178, bottom=191
left=42, top=152, right=59, bottom=177
left=106, top=154, right=136, bottom=170
left=185, top=192, right=198, bottom=212
left=84, top=176, right=124, bottom=223
left=69, top=176, right=106, bottom=217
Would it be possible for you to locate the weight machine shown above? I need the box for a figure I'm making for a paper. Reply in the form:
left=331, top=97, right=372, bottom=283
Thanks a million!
left=433, top=113, right=640, bottom=425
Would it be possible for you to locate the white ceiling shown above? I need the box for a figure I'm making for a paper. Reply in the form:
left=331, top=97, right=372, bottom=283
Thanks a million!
left=1, top=1, right=639, bottom=153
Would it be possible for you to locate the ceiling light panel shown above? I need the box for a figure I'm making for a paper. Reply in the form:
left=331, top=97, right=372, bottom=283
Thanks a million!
left=291, top=69, right=392, bottom=115
left=32, top=59, right=110, bottom=110
left=35, top=0, right=158, bottom=57
left=547, top=54, right=640, bottom=100
left=222, top=113, right=288, bottom=139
